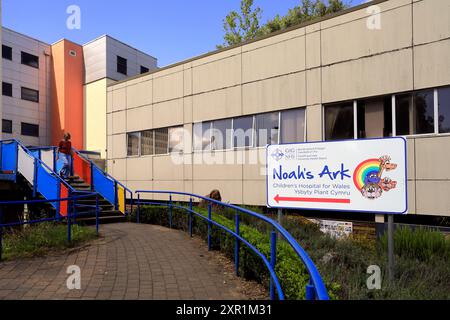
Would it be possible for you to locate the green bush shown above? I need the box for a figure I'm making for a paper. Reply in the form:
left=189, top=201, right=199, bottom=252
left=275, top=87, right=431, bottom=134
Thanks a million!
left=130, top=204, right=339, bottom=300
left=379, top=226, right=450, bottom=261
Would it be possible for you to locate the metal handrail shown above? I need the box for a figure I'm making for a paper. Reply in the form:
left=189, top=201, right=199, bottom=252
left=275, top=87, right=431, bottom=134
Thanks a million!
left=135, top=190, right=329, bottom=301
left=72, top=148, right=134, bottom=210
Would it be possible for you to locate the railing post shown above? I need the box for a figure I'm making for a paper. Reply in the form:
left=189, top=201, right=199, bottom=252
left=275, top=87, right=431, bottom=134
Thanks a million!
left=306, top=279, right=316, bottom=301
left=169, top=194, right=173, bottom=229
left=270, top=230, right=277, bottom=300
left=189, top=198, right=193, bottom=237
left=73, top=198, right=77, bottom=225
left=136, top=194, right=140, bottom=224
left=235, top=210, right=240, bottom=276
left=90, top=161, right=94, bottom=192
left=95, top=193, right=100, bottom=235
left=67, top=201, right=72, bottom=243
left=207, top=203, right=212, bottom=251
left=0, top=206, right=3, bottom=262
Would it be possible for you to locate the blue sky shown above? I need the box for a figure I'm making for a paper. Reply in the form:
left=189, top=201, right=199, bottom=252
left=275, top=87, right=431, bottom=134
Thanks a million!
left=3, top=0, right=365, bottom=67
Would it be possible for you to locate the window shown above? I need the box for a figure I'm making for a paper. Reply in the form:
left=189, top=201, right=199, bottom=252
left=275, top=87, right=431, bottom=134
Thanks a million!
left=141, top=130, right=154, bottom=156
left=357, top=96, right=392, bottom=138
left=233, top=116, right=254, bottom=148
left=117, top=56, right=127, bottom=75
left=169, top=127, right=184, bottom=153
left=324, top=103, right=354, bottom=141
left=396, top=90, right=434, bottom=136
left=438, top=87, right=450, bottom=134
left=21, top=123, right=39, bottom=137
left=212, top=119, right=232, bottom=150
left=21, top=51, right=39, bottom=68
left=193, top=122, right=212, bottom=151
left=2, top=82, right=13, bottom=97
left=127, top=133, right=140, bottom=156
left=140, top=66, right=149, bottom=74
left=255, top=112, right=279, bottom=147
left=281, top=109, right=306, bottom=143
left=2, top=120, right=13, bottom=134
left=154, top=128, right=169, bottom=154
left=2, top=45, right=12, bottom=60
left=21, top=87, right=39, bottom=102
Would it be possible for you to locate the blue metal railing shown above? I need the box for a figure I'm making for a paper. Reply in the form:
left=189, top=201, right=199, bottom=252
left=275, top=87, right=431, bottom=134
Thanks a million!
left=134, top=190, right=329, bottom=301
left=0, top=193, right=102, bottom=261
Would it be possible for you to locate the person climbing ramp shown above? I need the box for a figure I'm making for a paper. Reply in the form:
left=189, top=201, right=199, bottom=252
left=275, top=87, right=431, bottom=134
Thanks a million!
left=57, top=132, right=73, bottom=179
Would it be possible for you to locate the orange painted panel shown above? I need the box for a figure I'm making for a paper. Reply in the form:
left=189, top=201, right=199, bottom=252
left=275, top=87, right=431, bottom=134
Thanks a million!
left=60, top=183, right=69, bottom=217
left=51, top=40, right=84, bottom=150
left=73, top=153, right=91, bottom=185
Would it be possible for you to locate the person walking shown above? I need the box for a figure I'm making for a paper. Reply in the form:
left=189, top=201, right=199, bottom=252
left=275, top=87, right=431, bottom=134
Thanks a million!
left=57, top=133, right=73, bottom=179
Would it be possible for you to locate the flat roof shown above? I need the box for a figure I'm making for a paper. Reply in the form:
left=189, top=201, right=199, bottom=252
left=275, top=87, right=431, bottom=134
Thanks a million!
left=109, top=0, right=389, bottom=86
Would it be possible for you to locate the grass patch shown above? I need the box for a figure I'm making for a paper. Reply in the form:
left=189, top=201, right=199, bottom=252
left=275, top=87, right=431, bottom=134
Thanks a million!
left=1, top=222, right=98, bottom=261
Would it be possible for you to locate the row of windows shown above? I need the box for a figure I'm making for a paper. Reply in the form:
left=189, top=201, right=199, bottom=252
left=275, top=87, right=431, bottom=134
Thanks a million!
left=116, top=55, right=150, bottom=76
left=126, top=108, right=306, bottom=157
left=2, top=119, right=39, bottom=137
left=193, top=109, right=306, bottom=151
left=127, top=127, right=184, bottom=156
left=324, top=86, right=450, bottom=140
left=2, top=82, right=39, bottom=102
left=2, top=45, right=39, bottom=69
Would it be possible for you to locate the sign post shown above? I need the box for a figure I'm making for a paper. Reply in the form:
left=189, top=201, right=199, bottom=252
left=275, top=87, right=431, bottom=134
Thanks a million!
left=267, top=138, right=408, bottom=283
left=387, top=214, right=395, bottom=281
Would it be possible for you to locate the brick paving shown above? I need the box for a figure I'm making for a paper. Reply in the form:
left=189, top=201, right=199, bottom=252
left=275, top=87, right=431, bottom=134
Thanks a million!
left=0, top=223, right=248, bottom=300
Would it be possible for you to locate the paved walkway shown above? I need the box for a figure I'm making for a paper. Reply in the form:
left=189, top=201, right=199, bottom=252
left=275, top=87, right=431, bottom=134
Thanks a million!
left=0, top=223, right=250, bottom=300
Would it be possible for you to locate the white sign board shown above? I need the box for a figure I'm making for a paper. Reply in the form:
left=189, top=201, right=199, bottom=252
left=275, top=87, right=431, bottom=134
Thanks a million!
left=309, top=219, right=353, bottom=239
left=266, top=138, right=407, bottom=214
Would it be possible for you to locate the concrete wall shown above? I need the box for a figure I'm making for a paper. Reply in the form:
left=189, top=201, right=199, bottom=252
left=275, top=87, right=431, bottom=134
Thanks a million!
left=1, top=28, right=51, bottom=146
left=107, top=0, right=450, bottom=217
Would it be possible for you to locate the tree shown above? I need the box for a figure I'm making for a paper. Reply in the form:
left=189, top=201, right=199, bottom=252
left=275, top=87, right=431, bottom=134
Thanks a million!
left=220, top=0, right=348, bottom=47
left=219, top=0, right=262, bottom=48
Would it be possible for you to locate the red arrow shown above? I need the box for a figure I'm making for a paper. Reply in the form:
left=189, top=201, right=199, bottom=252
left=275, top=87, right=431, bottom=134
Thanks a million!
left=274, top=194, right=351, bottom=204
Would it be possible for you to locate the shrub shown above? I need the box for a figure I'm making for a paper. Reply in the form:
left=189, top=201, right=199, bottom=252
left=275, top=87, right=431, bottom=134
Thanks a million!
left=379, top=226, right=450, bottom=261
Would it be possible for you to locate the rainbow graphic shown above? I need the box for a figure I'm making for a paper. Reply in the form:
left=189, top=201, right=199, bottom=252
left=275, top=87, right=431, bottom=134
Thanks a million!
left=353, top=159, right=381, bottom=191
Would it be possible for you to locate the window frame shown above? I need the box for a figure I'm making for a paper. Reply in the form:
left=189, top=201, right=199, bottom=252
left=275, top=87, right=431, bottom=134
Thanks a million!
left=21, top=87, right=40, bottom=103
left=21, top=122, right=39, bottom=137
left=2, top=119, right=13, bottom=134
left=21, top=51, right=39, bottom=69
left=140, top=66, right=150, bottom=74
left=232, top=115, right=255, bottom=149
left=2, top=45, right=12, bottom=61
left=2, top=82, right=13, bottom=97
left=127, top=132, right=141, bottom=157
left=117, top=56, right=128, bottom=75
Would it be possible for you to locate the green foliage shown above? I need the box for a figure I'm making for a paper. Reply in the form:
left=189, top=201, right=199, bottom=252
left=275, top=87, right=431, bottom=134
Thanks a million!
left=2, top=222, right=97, bottom=261
left=220, top=0, right=348, bottom=47
left=219, top=0, right=262, bottom=48
left=130, top=205, right=340, bottom=300
left=379, top=226, right=450, bottom=261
